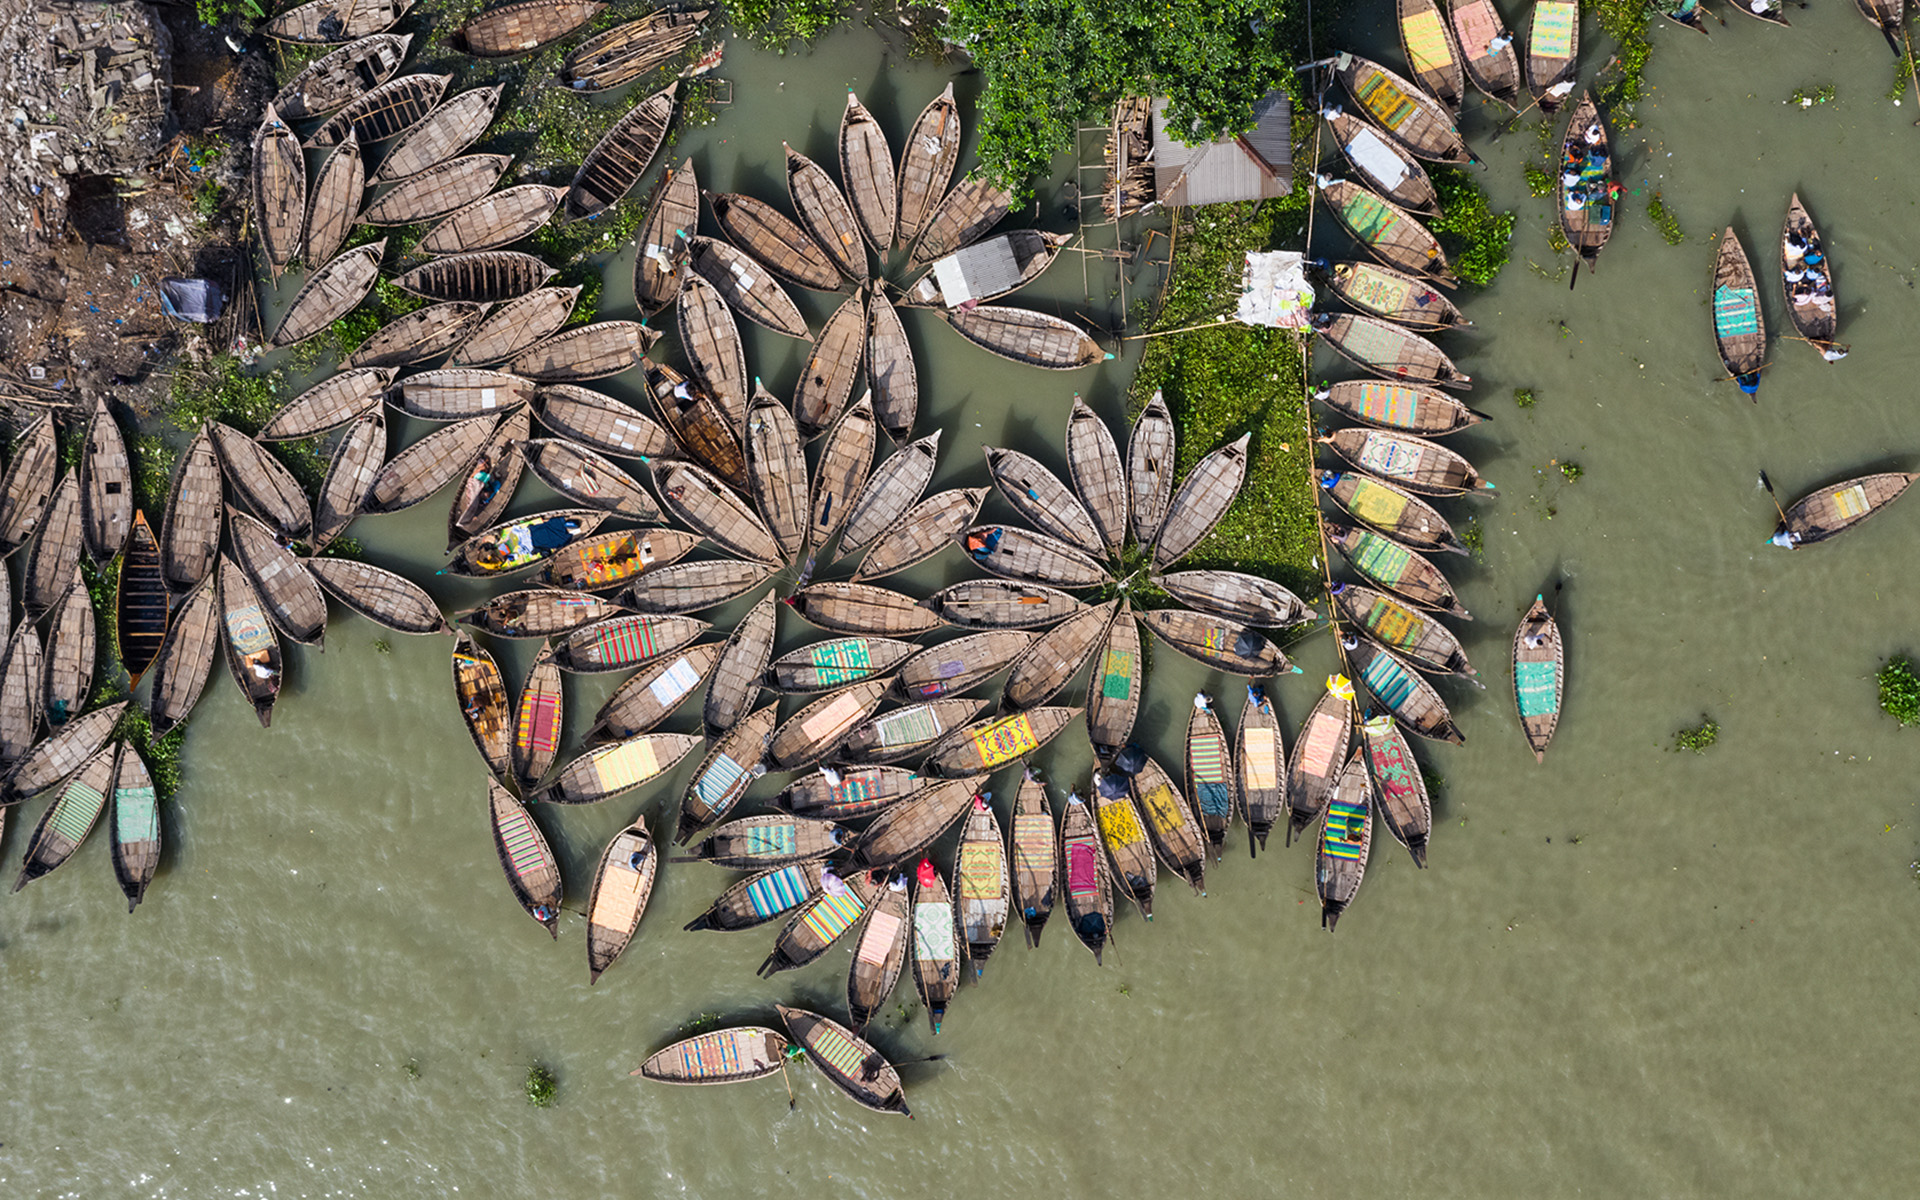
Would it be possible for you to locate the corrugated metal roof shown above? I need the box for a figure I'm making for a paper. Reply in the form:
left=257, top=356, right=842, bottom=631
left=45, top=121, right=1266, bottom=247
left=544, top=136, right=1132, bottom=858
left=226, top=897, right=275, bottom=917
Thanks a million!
left=1149, top=91, right=1293, bottom=207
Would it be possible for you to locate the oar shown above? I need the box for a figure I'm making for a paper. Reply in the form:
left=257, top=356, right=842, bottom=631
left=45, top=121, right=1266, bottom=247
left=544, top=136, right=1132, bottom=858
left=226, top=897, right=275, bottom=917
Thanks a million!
left=1758, top=470, right=1791, bottom=524
left=779, top=1055, right=797, bottom=1111
left=1568, top=260, right=1580, bottom=291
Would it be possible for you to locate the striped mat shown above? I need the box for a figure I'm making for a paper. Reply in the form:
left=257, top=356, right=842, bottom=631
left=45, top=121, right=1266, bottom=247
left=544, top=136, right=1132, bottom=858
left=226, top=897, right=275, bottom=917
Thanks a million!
left=1530, top=1, right=1577, bottom=59
left=1322, top=799, right=1369, bottom=859
left=1355, top=70, right=1417, bottom=130
left=1363, top=654, right=1419, bottom=711
left=1403, top=9, right=1454, bottom=72
left=498, top=804, right=550, bottom=879
left=808, top=639, right=873, bottom=686
left=592, top=739, right=662, bottom=792
left=799, top=888, right=867, bottom=942
left=1067, top=842, right=1101, bottom=897
left=971, top=714, right=1039, bottom=767
left=1358, top=382, right=1420, bottom=427
left=517, top=693, right=561, bottom=758
left=1190, top=729, right=1229, bottom=784
left=575, top=618, right=670, bottom=667
left=115, top=784, right=159, bottom=843
left=1341, top=191, right=1399, bottom=245
left=1349, top=478, right=1410, bottom=527
left=742, top=825, right=797, bottom=857
left=1300, top=713, right=1344, bottom=778
left=1100, top=649, right=1136, bottom=700
left=1366, top=597, right=1422, bottom=648
left=958, top=843, right=1003, bottom=899
left=857, top=910, right=902, bottom=965
left=693, top=754, right=750, bottom=809
left=1242, top=730, right=1280, bottom=789
left=1516, top=660, right=1559, bottom=717
left=1012, top=815, right=1053, bottom=872
left=914, top=901, right=956, bottom=960
left=51, top=781, right=107, bottom=845
left=1352, top=531, right=1412, bottom=583
left=671, top=1030, right=750, bottom=1080
left=1831, top=485, right=1870, bottom=520
left=808, top=1022, right=870, bottom=1080
left=876, top=707, right=943, bottom=747
left=649, top=655, right=704, bottom=706
left=1713, top=286, right=1760, bottom=338
left=746, top=865, right=812, bottom=918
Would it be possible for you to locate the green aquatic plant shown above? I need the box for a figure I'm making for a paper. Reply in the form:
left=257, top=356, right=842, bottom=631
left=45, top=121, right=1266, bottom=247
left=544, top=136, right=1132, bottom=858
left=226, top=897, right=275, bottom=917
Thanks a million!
left=167, top=354, right=279, bottom=433
left=1877, top=656, right=1920, bottom=727
left=1646, top=192, right=1686, bottom=246
left=1891, top=55, right=1917, bottom=102
left=1429, top=167, right=1514, bottom=287
left=1559, top=461, right=1583, bottom=483
left=728, top=0, right=846, bottom=47
left=129, top=434, right=175, bottom=515
left=1590, top=0, right=1654, bottom=123
left=1789, top=83, right=1837, bottom=108
left=1524, top=164, right=1552, bottom=199
left=1545, top=224, right=1571, bottom=255
left=113, top=706, right=189, bottom=807
left=1672, top=717, right=1719, bottom=753
left=1458, top=517, right=1484, bottom=560
left=525, top=1063, right=557, bottom=1107
left=1513, top=387, right=1537, bottom=410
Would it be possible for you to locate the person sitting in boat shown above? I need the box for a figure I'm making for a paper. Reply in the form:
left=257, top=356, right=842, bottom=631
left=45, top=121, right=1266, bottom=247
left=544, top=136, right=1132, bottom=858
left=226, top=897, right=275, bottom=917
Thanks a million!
left=1560, top=163, right=1583, bottom=189
left=964, top=527, right=1003, bottom=560
left=1340, top=631, right=1361, bottom=652
left=1783, top=263, right=1808, bottom=284
left=628, top=846, right=649, bottom=872
left=1735, top=372, right=1761, bottom=395
left=1564, top=186, right=1589, bottom=213
left=531, top=904, right=554, bottom=924
left=1546, top=80, right=1576, bottom=103
left=1821, top=345, right=1848, bottom=362
left=1747, top=0, right=1780, bottom=13
left=527, top=515, right=584, bottom=551
left=1583, top=122, right=1606, bottom=147
left=1522, top=630, right=1548, bottom=650
left=1487, top=30, right=1514, bottom=53
left=1770, top=524, right=1803, bottom=548
left=1785, top=229, right=1808, bottom=259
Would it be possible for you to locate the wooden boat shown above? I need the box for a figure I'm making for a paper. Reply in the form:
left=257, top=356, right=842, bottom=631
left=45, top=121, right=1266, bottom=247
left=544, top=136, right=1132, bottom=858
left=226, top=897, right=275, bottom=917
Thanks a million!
left=559, top=9, right=706, bottom=91
left=1555, top=92, right=1617, bottom=277
left=1855, top=0, right=1903, bottom=51
left=307, top=72, right=447, bottom=147
left=348, top=302, right=489, bottom=370
left=2, top=699, right=125, bottom=805
left=786, top=144, right=867, bottom=284
left=1398, top=0, right=1467, bottom=108
left=705, top=592, right=777, bottom=738
left=394, top=251, right=556, bottom=303
left=79, top=395, right=132, bottom=562
left=1155, top=570, right=1310, bottom=628
left=758, top=868, right=881, bottom=975
left=1349, top=636, right=1464, bottom=744
left=364, top=414, right=498, bottom=514
left=269, top=240, right=384, bottom=346
left=785, top=581, right=941, bottom=638
left=209, top=423, right=311, bottom=540
left=304, top=131, right=364, bottom=269
left=677, top=703, right=777, bottom=844
left=535, top=384, right=672, bottom=458
left=539, top=527, right=701, bottom=592
left=459, top=587, right=626, bottom=638
left=459, top=0, right=604, bottom=56
left=1512, top=592, right=1564, bottom=760
left=676, top=274, right=749, bottom=429
left=1006, top=770, right=1058, bottom=947
left=777, top=1004, right=909, bottom=1116
left=1523, top=0, right=1580, bottom=114
left=1131, top=753, right=1207, bottom=894
left=682, top=859, right=821, bottom=932
left=109, top=742, right=160, bottom=910
left=1129, top=390, right=1177, bottom=548
left=854, top=487, right=985, bottom=581
left=896, top=84, right=961, bottom=249
left=766, top=678, right=893, bottom=770
left=1086, top=605, right=1141, bottom=756
left=633, top=159, right=700, bottom=313
left=1332, top=52, right=1474, bottom=164
left=1315, top=749, right=1374, bottom=930
left=508, top=321, right=655, bottom=382
left=146, top=575, right=218, bottom=737
left=306, top=557, right=448, bottom=635
left=264, top=369, right=393, bottom=441
left=510, top=643, right=563, bottom=791
left=1321, top=428, right=1494, bottom=497
left=1141, top=607, right=1287, bottom=676
left=962, top=525, right=1112, bottom=589
left=24, top=474, right=83, bottom=622
left=1285, top=675, right=1354, bottom=845
left=1003, top=599, right=1115, bottom=712
left=794, top=292, right=868, bottom=440
left=1777, top=472, right=1916, bottom=546
left=1324, top=261, right=1466, bottom=329
left=908, top=174, right=1012, bottom=270
left=228, top=511, right=326, bottom=646
left=848, top=775, right=983, bottom=866
left=1090, top=773, right=1155, bottom=919
left=1061, top=397, right=1128, bottom=558
left=1661, top=0, right=1713, bottom=34
left=1234, top=684, right=1286, bottom=854
left=565, top=82, right=677, bottom=221
left=12, top=742, right=117, bottom=892
left=770, top=636, right=915, bottom=692
left=777, top=765, right=923, bottom=819
left=1316, top=379, right=1484, bottom=436
left=938, top=305, right=1107, bottom=370
left=744, top=385, right=809, bottom=562
left=253, top=106, right=305, bottom=279
left=584, top=836, right=656, bottom=983
left=1452, top=0, right=1523, bottom=106
left=217, top=556, right=282, bottom=727
left=864, top=292, right=919, bottom=443
left=923, top=707, right=1081, bottom=777
left=925, top=579, right=1083, bottom=630
left=361, top=153, right=510, bottom=224
left=521, top=440, right=657, bottom=520
left=983, top=446, right=1100, bottom=553
left=687, top=236, right=810, bottom=339
left=622, top=559, right=772, bottom=615
left=1325, top=521, right=1470, bottom=617
left=116, top=512, right=167, bottom=687
left=639, top=359, right=748, bottom=488
left=487, top=778, right=562, bottom=937
left=1318, top=178, right=1455, bottom=284
left=909, top=859, right=959, bottom=1032
left=1323, top=452, right=1473, bottom=546
left=1059, top=790, right=1112, bottom=959
left=838, top=698, right=988, bottom=765
left=846, top=873, right=910, bottom=1029
left=444, top=508, right=606, bottom=578
left=1154, top=433, right=1250, bottom=569
left=1781, top=194, right=1841, bottom=359
left=1323, top=106, right=1438, bottom=215
left=452, top=632, right=512, bottom=778
left=267, top=0, right=412, bottom=42
left=538, top=730, right=702, bottom=805
left=841, top=92, right=897, bottom=252
left=1711, top=227, right=1766, bottom=395
left=802, top=392, right=879, bottom=557
left=635, top=1027, right=790, bottom=1084
left=901, top=230, right=1069, bottom=308
left=0, top=413, right=57, bottom=556
left=1316, top=312, right=1470, bottom=390
left=685, top=814, right=844, bottom=869
left=706, top=191, right=842, bottom=293
left=838, top=428, right=934, bottom=559
left=456, top=404, right=531, bottom=547
left=1185, top=694, right=1235, bottom=855
left=1331, top=582, right=1476, bottom=680
left=954, top=793, right=1012, bottom=971
left=1362, top=713, right=1432, bottom=866
left=271, top=32, right=412, bottom=121
left=43, top=573, right=95, bottom=728
left=0, top=625, right=41, bottom=767
left=652, top=460, right=782, bottom=564
left=552, top=613, right=705, bottom=673
left=420, top=184, right=565, bottom=255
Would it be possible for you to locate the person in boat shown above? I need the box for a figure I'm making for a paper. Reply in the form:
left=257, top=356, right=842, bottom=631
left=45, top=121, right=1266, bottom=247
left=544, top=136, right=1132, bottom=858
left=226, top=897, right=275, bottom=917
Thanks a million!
left=1770, top=524, right=1803, bottom=548
left=628, top=845, right=649, bottom=872
left=1821, top=345, right=1849, bottom=362
left=1340, top=631, right=1361, bottom=652
left=963, top=527, right=1003, bottom=560
left=531, top=904, right=554, bottom=923
left=1564, top=186, right=1588, bottom=213
left=1545, top=80, right=1576, bottom=103
left=1487, top=30, right=1514, bottom=53
left=1522, top=630, right=1548, bottom=649
left=527, top=515, right=584, bottom=552
left=1735, top=372, right=1761, bottom=395
left=1583, top=122, right=1606, bottom=147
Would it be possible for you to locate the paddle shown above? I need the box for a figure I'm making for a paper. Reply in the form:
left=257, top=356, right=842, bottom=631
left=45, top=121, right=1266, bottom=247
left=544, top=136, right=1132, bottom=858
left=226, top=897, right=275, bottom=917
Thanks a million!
left=1758, top=470, right=1791, bottom=525
left=779, top=1055, right=797, bottom=1111
left=1569, top=261, right=1579, bottom=291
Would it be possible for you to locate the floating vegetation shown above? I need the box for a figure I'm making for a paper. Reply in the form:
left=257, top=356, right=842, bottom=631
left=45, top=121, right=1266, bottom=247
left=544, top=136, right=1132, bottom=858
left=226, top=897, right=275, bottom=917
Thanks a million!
left=1545, top=224, right=1571, bottom=255
left=1559, top=461, right=1584, bottom=483
left=728, top=0, right=847, bottom=48
left=525, top=1063, right=558, bottom=1108
left=1877, top=655, right=1920, bottom=726
left=1591, top=0, right=1654, bottom=125
left=1892, top=54, right=1917, bottom=102
left=1646, top=192, right=1686, bottom=246
left=1514, top=387, right=1537, bottom=410
left=1672, top=717, right=1720, bottom=754
left=1459, top=517, right=1484, bottom=559
left=1524, top=164, right=1552, bottom=198
left=1788, top=83, right=1837, bottom=108
left=167, top=354, right=279, bottom=433
left=1430, top=167, right=1515, bottom=287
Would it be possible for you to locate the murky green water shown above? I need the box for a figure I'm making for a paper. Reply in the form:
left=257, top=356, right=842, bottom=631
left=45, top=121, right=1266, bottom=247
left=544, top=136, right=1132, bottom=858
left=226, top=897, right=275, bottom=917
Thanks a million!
left=8, top=11, right=1920, bottom=1197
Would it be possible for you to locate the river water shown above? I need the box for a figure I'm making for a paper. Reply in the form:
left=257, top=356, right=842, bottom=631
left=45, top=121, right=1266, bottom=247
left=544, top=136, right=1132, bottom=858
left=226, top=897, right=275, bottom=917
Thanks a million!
left=6, top=9, right=1920, bottom=1197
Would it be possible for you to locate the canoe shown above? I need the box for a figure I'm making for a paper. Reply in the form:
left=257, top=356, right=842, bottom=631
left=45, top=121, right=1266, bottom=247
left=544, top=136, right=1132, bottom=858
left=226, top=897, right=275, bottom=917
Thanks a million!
left=229, top=510, right=326, bottom=645
left=635, top=1027, right=790, bottom=1084
left=1321, top=428, right=1494, bottom=497
left=566, top=82, right=677, bottom=221
left=538, top=527, right=702, bottom=591
left=846, top=873, right=910, bottom=1030
left=896, top=84, right=961, bottom=249
left=1285, top=675, right=1353, bottom=845
left=787, top=144, right=867, bottom=284
left=305, top=556, right=448, bottom=635
left=307, top=72, right=447, bottom=147
left=676, top=702, right=777, bottom=843
left=1711, top=227, right=1766, bottom=394
left=1003, top=599, right=1116, bottom=712
left=622, top=559, right=773, bottom=615
left=705, top=592, right=778, bottom=738
left=848, top=775, right=984, bottom=866
left=1059, top=790, right=1113, bottom=960
left=558, top=9, right=707, bottom=91
left=1156, top=570, right=1311, bottom=628
left=745, top=384, right=809, bottom=562
left=12, top=742, right=117, bottom=892
left=777, top=1004, right=910, bottom=1117
left=585, top=820, right=655, bottom=983
left=633, top=158, right=700, bottom=313
left=2, top=699, right=126, bottom=803
left=785, top=581, right=941, bottom=638
left=961, top=525, right=1112, bottom=589
left=1066, top=395, right=1133, bottom=554
left=839, top=698, right=987, bottom=765
left=361, top=153, right=510, bottom=225
left=43, top=573, right=95, bottom=729
left=487, top=778, right=562, bottom=937
left=348, top=302, right=490, bottom=370
left=304, top=131, right=363, bottom=269
left=1315, top=378, right=1485, bottom=436
left=1331, top=52, right=1474, bottom=164
left=1319, top=469, right=1467, bottom=553
left=552, top=613, right=705, bottom=673
left=1777, top=472, right=1916, bottom=546
left=758, top=868, right=881, bottom=975
left=1331, top=582, right=1476, bottom=680
left=1128, top=390, right=1177, bottom=548
left=0, top=624, right=36, bottom=767
left=1451, top=0, right=1522, bottom=106
left=925, top=579, right=1084, bottom=630
left=146, top=574, right=218, bottom=737
left=1132, top=752, right=1206, bottom=894
left=1362, top=713, right=1432, bottom=867
left=394, top=251, right=556, bottom=303
left=79, top=396, right=132, bottom=562
left=1316, top=312, right=1471, bottom=390
left=521, top=440, right=658, bottom=521
left=1008, top=769, right=1057, bottom=947
left=269, top=240, right=385, bottom=346
left=706, top=191, right=842, bottom=293
left=444, top=508, right=606, bottom=579
left=459, top=0, right=604, bottom=56
left=1317, top=178, right=1455, bottom=284
left=23, top=475, right=83, bottom=622
left=901, top=230, right=1070, bottom=308
left=777, top=764, right=923, bottom=819
left=652, top=460, right=782, bottom=564
left=0, top=414, right=57, bottom=555
left=364, top=414, right=498, bottom=514
left=1397, top=0, right=1467, bottom=109
left=507, top=321, right=655, bottom=382
left=253, top=106, right=305, bottom=279
left=640, top=358, right=748, bottom=489
left=420, top=184, right=565, bottom=256
left=1512, top=592, right=1564, bottom=760
left=264, top=369, right=392, bottom=440
left=677, top=274, right=749, bottom=429
left=1348, top=637, right=1464, bottom=745
left=793, top=291, right=868, bottom=440
left=853, top=487, right=986, bottom=581
left=1235, top=684, right=1286, bottom=854
left=1185, top=694, right=1236, bottom=855
left=923, top=707, right=1081, bottom=777
left=1324, top=261, right=1468, bottom=329
left=1325, top=520, right=1471, bottom=617
left=867, top=292, right=919, bottom=443
left=218, top=556, right=282, bottom=727
left=458, top=587, right=626, bottom=638
left=682, top=859, right=822, bottom=933
left=841, top=92, right=897, bottom=252
left=535, top=385, right=673, bottom=458
left=983, top=445, right=1101, bottom=554
left=910, top=859, right=959, bottom=1032
left=116, top=512, right=168, bottom=687
left=508, top=643, right=564, bottom=792
left=267, top=0, right=412, bottom=42
left=434, top=421, right=524, bottom=537
left=538, top=730, right=703, bottom=805
left=685, top=814, right=844, bottom=869
left=800, top=392, right=878, bottom=559
left=110, top=742, right=160, bottom=911
left=1557, top=92, right=1616, bottom=273
left=1855, top=0, right=1903, bottom=51
left=688, top=236, right=810, bottom=340
left=838, top=428, right=934, bottom=559
left=1522, top=0, right=1580, bottom=114
left=1323, top=106, right=1438, bottom=215
left=954, top=793, right=1012, bottom=970
left=770, top=636, right=915, bottom=693
left=452, top=632, right=513, bottom=778
left=1141, top=607, right=1288, bottom=677
left=1090, top=772, right=1155, bottom=919
left=1781, top=193, right=1840, bottom=358
left=209, top=423, right=311, bottom=540
left=1315, top=749, right=1374, bottom=931
left=766, top=678, right=892, bottom=770
left=937, top=305, right=1107, bottom=370
left=1154, top=432, right=1250, bottom=569
left=1086, top=605, right=1142, bottom=756
left=271, top=33, right=412, bottom=121
left=909, top=174, right=1013, bottom=270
